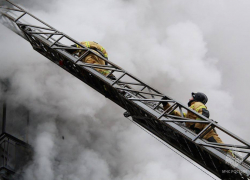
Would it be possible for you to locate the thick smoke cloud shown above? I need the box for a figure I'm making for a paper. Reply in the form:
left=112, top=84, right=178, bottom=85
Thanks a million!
left=1, top=0, right=250, bottom=180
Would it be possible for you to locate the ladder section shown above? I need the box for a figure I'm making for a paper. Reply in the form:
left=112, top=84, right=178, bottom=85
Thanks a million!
left=0, top=1, right=250, bottom=179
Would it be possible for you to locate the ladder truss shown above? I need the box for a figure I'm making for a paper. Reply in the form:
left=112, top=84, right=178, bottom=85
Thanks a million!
left=0, top=1, right=250, bottom=179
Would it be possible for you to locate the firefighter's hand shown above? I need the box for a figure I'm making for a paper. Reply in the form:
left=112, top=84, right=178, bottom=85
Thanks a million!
left=194, top=128, right=201, bottom=134
left=65, top=44, right=77, bottom=54
left=161, top=96, right=169, bottom=107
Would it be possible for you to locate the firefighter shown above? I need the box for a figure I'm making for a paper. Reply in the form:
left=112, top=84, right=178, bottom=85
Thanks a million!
left=66, top=41, right=115, bottom=80
left=162, top=92, right=231, bottom=154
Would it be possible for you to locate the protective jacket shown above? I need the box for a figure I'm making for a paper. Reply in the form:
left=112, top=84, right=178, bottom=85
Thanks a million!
left=163, top=101, right=223, bottom=143
left=76, top=41, right=110, bottom=75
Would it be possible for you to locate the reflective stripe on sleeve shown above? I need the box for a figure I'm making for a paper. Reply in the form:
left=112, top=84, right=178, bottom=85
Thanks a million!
left=101, top=47, right=108, bottom=58
left=195, top=105, right=207, bottom=120
left=195, top=105, right=206, bottom=112
left=190, top=104, right=206, bottom=112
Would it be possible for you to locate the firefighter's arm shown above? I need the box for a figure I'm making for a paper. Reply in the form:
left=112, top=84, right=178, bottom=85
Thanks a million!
left=68, top=41, right=87, bottom=54
left=75, top=41, right=94, bottom=51
left=194, top=106, right=210, bottom=131
left=92, top=42, right=108, bottom=58
left=163, top=102, right=186, bottom=117
left=87, top=41, right=108, bottom=58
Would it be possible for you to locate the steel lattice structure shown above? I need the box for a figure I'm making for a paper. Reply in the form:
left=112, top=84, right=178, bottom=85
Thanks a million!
left=0, top=1, right=250, bottom=179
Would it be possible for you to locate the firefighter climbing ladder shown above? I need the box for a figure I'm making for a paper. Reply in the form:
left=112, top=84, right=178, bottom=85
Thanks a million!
left=0, top=1, right=250, bottom=179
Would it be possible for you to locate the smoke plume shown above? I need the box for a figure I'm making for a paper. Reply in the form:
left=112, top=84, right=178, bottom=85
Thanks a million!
left=1, top=0, right=250, bottom=180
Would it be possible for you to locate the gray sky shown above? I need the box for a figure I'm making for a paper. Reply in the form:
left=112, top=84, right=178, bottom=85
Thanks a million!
left=0, top=0, right=57, bottom=10
left=1, top=0, right=250, bottom=180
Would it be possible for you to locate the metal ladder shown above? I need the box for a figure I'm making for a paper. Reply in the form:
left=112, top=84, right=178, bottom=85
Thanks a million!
left=0, top=1, right=250, bottom=179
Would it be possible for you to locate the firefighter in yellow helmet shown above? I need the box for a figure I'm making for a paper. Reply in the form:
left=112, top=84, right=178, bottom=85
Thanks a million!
left=66, top=41, right=115, bottom=79
left=162, top=92, right=231, bottom=154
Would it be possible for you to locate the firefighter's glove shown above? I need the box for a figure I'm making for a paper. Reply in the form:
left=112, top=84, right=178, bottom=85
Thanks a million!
left=107, top=74, right=116, bottom=81
left=194, top=128, right=202, bottom=134
left=161, top=96, right=169, bottom=107
left=65, top=44, right=77, bottom=54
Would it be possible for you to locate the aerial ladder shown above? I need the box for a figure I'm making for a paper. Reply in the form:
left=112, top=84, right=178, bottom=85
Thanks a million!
left=0, top=1, right=250, bottom=179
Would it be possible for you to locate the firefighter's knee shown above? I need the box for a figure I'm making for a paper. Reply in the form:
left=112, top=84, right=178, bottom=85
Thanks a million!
left=207, top=135, right=223, bottom=144
left=207, top=136, right=217, bottom=143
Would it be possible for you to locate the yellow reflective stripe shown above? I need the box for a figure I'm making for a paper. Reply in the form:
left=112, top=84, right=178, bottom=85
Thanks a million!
left=100, top=47, right=108, bottom=58
left=100, top=70, right=110, bottom=75
left=195, top=105, right=206, bottom=112
left=85, top=41, right=90, bottom=48
left=195, top=105, right=206, bottom=120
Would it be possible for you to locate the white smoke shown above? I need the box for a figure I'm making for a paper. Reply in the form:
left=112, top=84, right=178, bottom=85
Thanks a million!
left=1, top=0, right=250, bottom=180
left=24, top=122, right=57, bottom=180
